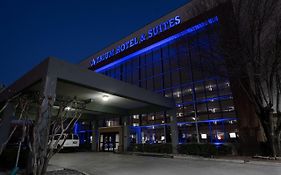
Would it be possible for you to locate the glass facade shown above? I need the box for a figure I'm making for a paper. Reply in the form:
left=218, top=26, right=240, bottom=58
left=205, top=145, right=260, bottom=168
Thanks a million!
left=98, top=17, right=238, bottom=145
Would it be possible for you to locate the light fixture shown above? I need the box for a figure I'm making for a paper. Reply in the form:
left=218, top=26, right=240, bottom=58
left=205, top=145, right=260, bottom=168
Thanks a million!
left=102, top=95, right=109, bottom=102
left=229, top=132, right=237, bottom=138
left=65, top=106, right=75, bottom=111
left=133, top=115, right=139, bottom=119
left=201, top=134, right=207, bottom=139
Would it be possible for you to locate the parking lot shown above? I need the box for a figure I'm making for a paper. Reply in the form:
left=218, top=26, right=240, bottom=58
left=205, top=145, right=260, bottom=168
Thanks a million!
left=49, top=152, right=281, bottom=175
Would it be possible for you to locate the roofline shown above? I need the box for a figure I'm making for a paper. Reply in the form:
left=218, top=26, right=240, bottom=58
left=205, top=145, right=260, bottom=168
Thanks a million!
left=0, top=57, right=175, bottom=110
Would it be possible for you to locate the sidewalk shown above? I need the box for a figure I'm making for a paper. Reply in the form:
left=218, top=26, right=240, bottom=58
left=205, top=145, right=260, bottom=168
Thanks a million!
left=125, top=152, right=281, bottom=166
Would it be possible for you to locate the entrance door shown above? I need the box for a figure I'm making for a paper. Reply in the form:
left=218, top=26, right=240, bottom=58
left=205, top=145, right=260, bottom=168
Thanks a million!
left=100, top=133, right=119, bottom=152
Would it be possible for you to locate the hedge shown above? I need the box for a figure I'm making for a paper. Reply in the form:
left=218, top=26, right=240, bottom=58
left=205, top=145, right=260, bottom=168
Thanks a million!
left=128, top=144, right=172, bottom=154
left=177, top=143, right=232, bottom=156
left=128, top=143, right=232, bottom=156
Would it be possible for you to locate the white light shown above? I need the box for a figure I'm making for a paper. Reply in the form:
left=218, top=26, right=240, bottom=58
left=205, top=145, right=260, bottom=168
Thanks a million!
left=133, top=115, right=139, bottom=119
left=133, top=123, right=139, bottom=127
left=217, top=132, right=224, bottom=140
left=207, top=85, right=213, bottom=91
left=228, top=106, right=235, bottom=111
left=192, top=117, right=196, bottom=121
left=201, top=134, right=207, bottom=139
left=102, top=95, right=109, bottom=101
left=229, top=132, right=236, bottom=138
left=210, top=108, right=216, bottom=113
left=64, top=106, right=75, bottom=111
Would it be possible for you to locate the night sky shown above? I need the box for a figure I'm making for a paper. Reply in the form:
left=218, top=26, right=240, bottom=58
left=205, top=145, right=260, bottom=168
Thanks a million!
left=0, top=0, right=189, bottom=86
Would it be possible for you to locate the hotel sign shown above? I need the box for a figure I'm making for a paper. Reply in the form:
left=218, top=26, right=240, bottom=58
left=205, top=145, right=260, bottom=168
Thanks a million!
left=91, top=16, right=181, bottom=66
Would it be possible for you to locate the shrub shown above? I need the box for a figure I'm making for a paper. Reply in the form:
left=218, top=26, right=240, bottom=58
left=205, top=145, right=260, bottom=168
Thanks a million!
left=128, top=144, right=172, bottom=154
left=177, top=143, right=232, bottom=156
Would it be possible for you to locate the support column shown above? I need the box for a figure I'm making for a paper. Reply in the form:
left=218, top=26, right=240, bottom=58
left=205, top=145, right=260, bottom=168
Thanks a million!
left=91, top=120, right=99, bottom=151
left=168, top=109, right=178, bottom=154
left=122, top=116, right=130, bottom=152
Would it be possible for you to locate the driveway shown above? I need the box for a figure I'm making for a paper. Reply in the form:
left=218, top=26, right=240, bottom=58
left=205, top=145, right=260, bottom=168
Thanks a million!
left=49, top=152, right=281, bottom=175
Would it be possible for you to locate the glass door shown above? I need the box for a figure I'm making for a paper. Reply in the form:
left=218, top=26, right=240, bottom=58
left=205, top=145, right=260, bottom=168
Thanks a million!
left=100, top=133, right=119, bottom=152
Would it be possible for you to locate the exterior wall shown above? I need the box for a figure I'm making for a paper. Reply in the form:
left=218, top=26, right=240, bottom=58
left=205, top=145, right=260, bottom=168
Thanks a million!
left=98, top=15, right=238, bottom=145
left=79, top=0, right=221, bottom=70
left=79, top=1, right=260, bottom=154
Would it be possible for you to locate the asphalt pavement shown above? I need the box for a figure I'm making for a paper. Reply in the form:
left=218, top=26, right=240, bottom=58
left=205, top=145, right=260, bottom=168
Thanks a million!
left=49, top=152, right=281, bottom=175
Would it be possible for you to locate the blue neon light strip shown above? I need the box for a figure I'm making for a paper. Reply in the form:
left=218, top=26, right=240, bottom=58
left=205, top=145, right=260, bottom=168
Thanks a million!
left=130, top=117, right=237, bottom=129
left=176, top=95, right=233, bottom=107
left=154, top=76, right=221, bottom=93
left=95, top=16, right=219, bottom=73
left=179, top=142, right=224, bottom=145
left=78, top=130, right=93, bottom=133
left=177, top=118, right=237, bottom=126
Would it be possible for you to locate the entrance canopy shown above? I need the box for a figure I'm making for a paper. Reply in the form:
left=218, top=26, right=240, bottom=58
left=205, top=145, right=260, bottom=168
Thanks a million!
left=0, top=57, right=175, bottom=115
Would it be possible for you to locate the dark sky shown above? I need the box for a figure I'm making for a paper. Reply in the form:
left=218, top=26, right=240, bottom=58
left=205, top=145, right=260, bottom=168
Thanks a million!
left=0, top=0, right=189, bottom=86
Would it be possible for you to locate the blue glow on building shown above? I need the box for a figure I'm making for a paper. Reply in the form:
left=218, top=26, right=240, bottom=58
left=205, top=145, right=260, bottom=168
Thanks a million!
left=213, top=142, right=224, bottom=146
left=176, top=95, right=233, bottom=107
left=91, top=16, right=182, bottom=66
left=74, top=122, right=79, bottom=135
left=130, top=117, right=237, bottom=129
left=177, top=118, right=237, bottom=126
left=95, top=16, right=219, bottom=73
left=154, top=76, right=221, bottom=94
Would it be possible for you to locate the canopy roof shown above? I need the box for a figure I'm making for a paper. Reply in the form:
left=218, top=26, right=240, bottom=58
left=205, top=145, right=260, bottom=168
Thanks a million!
left=0, top=57, right=175, bottom=116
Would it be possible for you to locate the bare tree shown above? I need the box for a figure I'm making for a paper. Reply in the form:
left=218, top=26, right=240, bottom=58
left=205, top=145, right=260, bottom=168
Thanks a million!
left=0, top=93, right=86, bottom=175
left=0, top=95, right=29, bottom=155
left=191, top=0, right=281, bottom=156
left=28, top=96, right=85, bottom=175
left=0, top=84, right=5, bottom=94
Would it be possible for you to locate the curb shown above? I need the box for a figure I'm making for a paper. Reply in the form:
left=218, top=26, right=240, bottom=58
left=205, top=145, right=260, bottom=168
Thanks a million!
left=125, top=152, right=173, bottom=158
left=247, top=160, right=281, bottom=167
left=125, top=152, right=281, bottom=166
left=47, top=164, right=91, bottom=175
left=173, top=155, right=244, bottom=164
left=47, top=164, right=64, bottom=172
left=173, top=155, right=281, bottom=166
